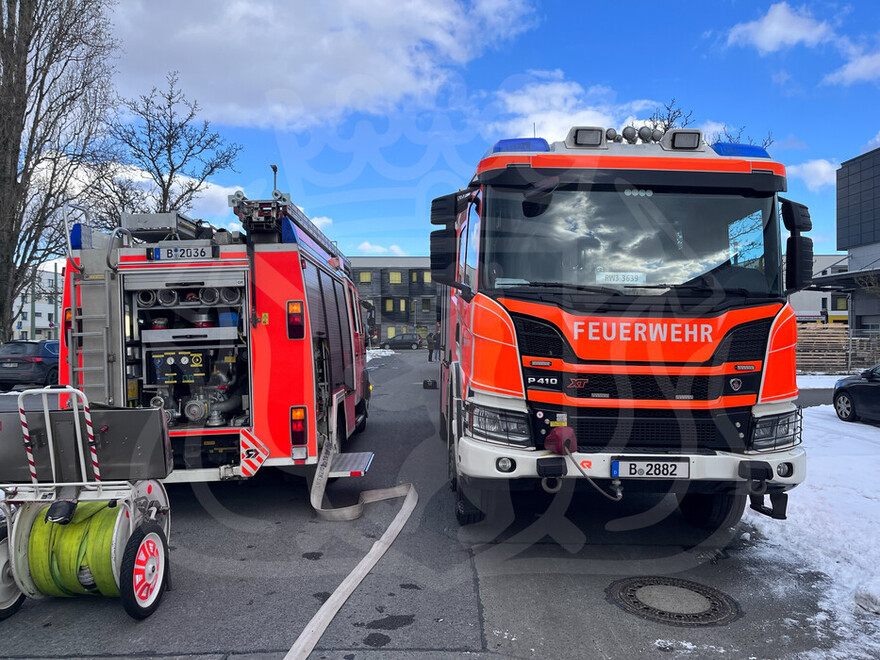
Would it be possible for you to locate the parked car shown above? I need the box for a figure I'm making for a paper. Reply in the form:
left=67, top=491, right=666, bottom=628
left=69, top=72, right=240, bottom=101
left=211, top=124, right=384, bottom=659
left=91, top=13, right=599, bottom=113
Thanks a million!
left=381, top=333, right=424, bottom=350
left=0, top=340, right=60, bottom=389
left=833, top=363, right=880, bottom=422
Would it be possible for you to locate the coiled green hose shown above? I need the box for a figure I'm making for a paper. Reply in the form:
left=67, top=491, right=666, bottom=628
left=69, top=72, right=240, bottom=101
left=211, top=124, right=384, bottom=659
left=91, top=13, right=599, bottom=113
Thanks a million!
left=28, top=503, right=122, bottom=598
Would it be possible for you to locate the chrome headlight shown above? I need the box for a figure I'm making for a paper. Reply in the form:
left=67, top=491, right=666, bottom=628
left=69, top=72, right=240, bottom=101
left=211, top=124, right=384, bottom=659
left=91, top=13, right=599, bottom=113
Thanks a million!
left=751, top=410, right=802, bottom=451
left=468, top=404, right=531, bottom=447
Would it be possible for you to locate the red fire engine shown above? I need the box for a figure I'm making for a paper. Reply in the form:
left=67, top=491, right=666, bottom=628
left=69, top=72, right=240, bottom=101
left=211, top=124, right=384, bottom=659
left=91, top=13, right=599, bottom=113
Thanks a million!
left=432, top=126, right=813, bottom=528
left=59, top=188, right=373, bottom=483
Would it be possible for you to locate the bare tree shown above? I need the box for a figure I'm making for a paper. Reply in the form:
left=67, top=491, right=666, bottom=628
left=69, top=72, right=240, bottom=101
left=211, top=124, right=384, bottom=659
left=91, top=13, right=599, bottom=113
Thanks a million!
left=0, top=0, right=116, bottom=342
left=646, top=98, right=694, bottom=132
left=107, top=72, right=242, bottom=215
left=646, top=98, right=773, bottom=149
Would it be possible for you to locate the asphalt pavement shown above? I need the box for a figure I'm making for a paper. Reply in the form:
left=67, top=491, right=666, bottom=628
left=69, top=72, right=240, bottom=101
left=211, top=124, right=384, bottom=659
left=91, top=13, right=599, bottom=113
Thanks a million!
left=0, top=351, right=849, bottom=659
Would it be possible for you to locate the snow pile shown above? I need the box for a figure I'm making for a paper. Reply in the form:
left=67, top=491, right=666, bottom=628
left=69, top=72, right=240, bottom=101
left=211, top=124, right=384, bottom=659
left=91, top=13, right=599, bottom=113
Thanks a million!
left=797, top=374, right=853, bottom=389
left=746, top=406, right=880, bottom=652
left=366, top=348, right=395, bottom=363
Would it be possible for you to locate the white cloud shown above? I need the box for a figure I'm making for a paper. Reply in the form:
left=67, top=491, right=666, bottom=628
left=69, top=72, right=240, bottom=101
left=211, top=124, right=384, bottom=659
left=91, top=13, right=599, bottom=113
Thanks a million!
left=488, top=71, right=655, bottom=143
left=787, top=159, right=838, bottom=192
left=727, top=2, right=832, bottom=55
left=698, top=121, right=728, bottom=141
left=311, top=216, right=333, bottom=229
left=357, top=241, right=406, bottom=256
left=111, top=0, right=535, bottom=129
left=824, top=51, right=880, bottom=85
left=864, top=131, right=880, bottom=153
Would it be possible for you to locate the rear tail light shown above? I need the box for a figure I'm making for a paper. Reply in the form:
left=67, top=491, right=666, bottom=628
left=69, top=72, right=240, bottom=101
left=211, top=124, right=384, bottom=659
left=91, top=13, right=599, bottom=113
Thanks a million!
left=63, top=308, right=72, bottom=336
left=291, top=406, right=307, bottom=446
left=287, top=301, right=305, bottom=339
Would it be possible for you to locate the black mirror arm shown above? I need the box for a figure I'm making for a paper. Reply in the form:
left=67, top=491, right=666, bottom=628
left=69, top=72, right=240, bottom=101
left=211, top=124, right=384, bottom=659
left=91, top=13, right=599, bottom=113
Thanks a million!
left=450, top=281, right=475, bottom=302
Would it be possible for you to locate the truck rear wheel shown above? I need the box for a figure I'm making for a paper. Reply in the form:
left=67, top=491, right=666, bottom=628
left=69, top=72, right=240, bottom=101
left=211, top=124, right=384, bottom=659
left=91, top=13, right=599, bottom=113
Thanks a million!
left=677, top=491, right=746, bottom=530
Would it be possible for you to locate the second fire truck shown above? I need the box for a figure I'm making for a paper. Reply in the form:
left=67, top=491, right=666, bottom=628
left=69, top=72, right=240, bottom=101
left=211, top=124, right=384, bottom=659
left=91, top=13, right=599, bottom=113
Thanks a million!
left=60, top=189, right=373, bottom=483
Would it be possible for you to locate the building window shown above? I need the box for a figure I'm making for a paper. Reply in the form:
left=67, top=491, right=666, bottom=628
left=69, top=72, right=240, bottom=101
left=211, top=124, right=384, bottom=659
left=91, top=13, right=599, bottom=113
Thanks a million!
left=385, top=299, right=393, bottom=312
left=399, top=299, right=406, bottom=312
left=22, top=295, right=28, bottom=304
left=423, top=271, right=431, bottom=283
left=359, top=271, right=371, bottom=283
left=21, top=312, right=27, bottom=321
left=35, top=311, right=42, bottom=318
left=422, top=299, right=431, bottom=312
left=387, top=327, right=396, bottom=339
left=821, top=298, right=828, bottom=310
left=390, top=271, right=402, bottom=284
left=48, top=313, right=54, bottom=323
left=832, top=294, right=848, bottom=311
left=412, top=271, right=418, bottom=282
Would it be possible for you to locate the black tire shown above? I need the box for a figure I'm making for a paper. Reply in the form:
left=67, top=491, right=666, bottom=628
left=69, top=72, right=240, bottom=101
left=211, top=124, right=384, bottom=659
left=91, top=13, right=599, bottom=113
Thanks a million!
left=119, top=523, right=169, bottom=620
left=455, top=478, right=485, bottom=526
left=677, top=491, right=746, bottom=530
left=834, top=391, right=859, bottom=422
left=382, top=343, right=390, bottom=350
left=44, top=368, right=58, bottom=386
left=411, top=343, right=418, bottom=350
left=0, top=525, right=25, bottom=620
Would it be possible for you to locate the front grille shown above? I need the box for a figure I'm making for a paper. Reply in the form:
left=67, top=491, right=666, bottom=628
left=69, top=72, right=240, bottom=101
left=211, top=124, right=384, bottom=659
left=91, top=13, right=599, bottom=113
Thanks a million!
left=564, top=373, right=714, bottom=400
left=533, top=407, right=751, bottom=453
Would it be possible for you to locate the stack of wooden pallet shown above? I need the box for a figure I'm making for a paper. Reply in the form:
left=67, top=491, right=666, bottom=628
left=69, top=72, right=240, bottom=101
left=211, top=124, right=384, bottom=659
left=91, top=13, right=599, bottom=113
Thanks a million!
left=795, top=323, right=849, bottom=372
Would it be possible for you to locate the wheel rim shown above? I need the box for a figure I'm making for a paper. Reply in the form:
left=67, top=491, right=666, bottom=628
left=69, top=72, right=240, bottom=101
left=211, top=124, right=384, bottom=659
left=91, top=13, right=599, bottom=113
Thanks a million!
left=132, top=532, right=165, bottom=608
left=836, top=395, right=852, bottom=418
left=0, top=538, right=22, bottom=610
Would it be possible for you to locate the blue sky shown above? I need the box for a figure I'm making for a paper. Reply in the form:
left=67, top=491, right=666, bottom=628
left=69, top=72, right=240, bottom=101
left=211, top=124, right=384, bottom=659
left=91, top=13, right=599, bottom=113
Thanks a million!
left=110, top=1, right=880, bottom=257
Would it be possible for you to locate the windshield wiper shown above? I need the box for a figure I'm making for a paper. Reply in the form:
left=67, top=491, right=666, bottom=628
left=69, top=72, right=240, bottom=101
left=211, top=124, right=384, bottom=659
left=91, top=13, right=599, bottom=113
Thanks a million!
left=623, top=283, right=763, bottom=296
left=523, top=282, right=623, bottom=296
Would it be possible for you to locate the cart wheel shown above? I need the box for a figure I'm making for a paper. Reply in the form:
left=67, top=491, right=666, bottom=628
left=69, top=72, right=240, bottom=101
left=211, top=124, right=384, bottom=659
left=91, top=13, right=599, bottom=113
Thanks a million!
left=0, top=526, right=25, bottom=620
left=119, top=523, right=169, bottom=620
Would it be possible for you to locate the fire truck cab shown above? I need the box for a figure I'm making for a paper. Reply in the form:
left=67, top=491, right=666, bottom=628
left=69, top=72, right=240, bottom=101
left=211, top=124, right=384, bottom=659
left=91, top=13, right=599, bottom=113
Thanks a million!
left=60, top=190, right=372, bottom=483
left=431, top=126, right=813, bottom=528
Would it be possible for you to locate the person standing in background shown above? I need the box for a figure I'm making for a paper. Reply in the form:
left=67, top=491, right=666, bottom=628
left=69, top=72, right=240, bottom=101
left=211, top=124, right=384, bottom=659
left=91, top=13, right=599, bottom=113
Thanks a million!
left=426, top=332, right=435, bottom=362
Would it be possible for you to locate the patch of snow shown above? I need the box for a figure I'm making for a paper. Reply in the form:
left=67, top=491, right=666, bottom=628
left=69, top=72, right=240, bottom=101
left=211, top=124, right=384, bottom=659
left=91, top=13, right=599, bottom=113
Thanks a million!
left=366, top=348, right=395, bottom=362
left=797, top=374, right=853, bottom=389
left=746, top=405, right=880, bottom=654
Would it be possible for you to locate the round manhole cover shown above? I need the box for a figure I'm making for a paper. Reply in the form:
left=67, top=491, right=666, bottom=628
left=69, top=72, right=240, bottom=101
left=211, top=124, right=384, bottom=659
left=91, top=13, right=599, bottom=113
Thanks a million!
left=606, top=576, right=740, bottom=627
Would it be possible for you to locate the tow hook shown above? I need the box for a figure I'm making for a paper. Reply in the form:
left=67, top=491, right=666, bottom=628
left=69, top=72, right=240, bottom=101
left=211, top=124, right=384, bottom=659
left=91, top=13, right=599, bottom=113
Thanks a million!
left=738, top=460, right=787, bottom=519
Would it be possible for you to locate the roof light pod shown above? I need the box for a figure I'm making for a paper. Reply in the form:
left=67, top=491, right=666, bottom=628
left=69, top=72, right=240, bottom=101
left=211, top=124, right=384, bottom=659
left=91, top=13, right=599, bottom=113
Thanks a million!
left=659, top=129, right=703, bottom=151
left=565, top=126, right=606, bottom=149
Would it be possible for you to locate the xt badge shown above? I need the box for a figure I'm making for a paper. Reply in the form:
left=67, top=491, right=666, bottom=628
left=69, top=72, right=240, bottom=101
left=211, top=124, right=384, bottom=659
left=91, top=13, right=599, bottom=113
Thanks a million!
left=568, top=377, right=590, bottom=388
left=729, top=378, right=743, bottom=392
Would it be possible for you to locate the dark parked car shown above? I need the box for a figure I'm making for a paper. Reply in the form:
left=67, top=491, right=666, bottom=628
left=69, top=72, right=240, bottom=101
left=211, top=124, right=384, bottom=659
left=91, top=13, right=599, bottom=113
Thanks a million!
left=0, top=340, right=60, bottom=389
left=833, top=364, right=880, bottom=422
left=381, top=333, right=424, bottom=350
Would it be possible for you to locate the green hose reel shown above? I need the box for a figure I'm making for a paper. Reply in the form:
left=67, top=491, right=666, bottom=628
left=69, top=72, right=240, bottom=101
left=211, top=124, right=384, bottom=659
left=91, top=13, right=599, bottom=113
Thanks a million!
left=28, top=503, right=122, bottom=598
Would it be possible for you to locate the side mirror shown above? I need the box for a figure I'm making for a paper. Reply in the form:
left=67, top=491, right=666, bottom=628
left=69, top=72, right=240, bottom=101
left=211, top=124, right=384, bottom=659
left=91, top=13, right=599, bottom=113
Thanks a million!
left=431, top=191, right=471, bottom=226
left=780, top=198, right=812, bottom=232
left=861, top=369, right=872, bottom=379
left=785, top=235, right=813, bottom=293
left=430, top=228, right=457, bottom=285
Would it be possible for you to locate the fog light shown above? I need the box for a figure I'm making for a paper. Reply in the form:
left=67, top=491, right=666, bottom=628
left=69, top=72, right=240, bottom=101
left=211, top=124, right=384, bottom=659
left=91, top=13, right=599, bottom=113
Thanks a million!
left=291, top=446, right=308, bottom=460
left=496, top=457, right=515, bottom=473
left=776, top=462, right=793, bottom=478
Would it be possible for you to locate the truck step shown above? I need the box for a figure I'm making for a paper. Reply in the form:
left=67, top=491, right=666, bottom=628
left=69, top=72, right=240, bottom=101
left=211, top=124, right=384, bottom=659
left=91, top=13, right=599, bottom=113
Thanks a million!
left=328, top=451, right=373, bottom=478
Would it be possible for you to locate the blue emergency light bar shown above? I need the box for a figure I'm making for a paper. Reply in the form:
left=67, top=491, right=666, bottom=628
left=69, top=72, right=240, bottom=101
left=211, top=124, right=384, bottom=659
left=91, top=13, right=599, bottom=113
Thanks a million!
left=487, top=137, right=551, bottom=156
left=710, top=143, right=771, bottom=159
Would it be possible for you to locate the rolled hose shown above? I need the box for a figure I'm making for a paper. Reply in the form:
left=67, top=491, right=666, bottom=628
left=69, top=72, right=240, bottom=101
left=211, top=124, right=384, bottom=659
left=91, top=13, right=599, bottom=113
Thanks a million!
left=28, top=503, right=122, bottom=598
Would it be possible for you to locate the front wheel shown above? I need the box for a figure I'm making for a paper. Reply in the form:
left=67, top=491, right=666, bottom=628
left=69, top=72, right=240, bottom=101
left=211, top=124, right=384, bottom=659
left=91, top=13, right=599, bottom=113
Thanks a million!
left=411, top=343, right=419, bottom=350
left=0, top=525, right=25, bottom=620
left=834, top=391, right=859, bottom=422
left=382, top=343, right=390, bottom=350
left=677, top=491, right=746, bottom=530
left=119, top=523, right=169, bottom=620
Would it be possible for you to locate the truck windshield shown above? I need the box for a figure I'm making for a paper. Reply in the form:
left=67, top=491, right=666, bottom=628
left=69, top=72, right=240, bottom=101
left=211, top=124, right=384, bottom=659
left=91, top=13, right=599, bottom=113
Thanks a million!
left=482, top=184, right=782, bottom=297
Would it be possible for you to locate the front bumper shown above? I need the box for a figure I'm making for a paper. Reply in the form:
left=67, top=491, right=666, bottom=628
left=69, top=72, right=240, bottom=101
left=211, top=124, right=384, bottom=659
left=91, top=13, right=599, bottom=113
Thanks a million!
left=457, top=434, right=805, bottom=491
